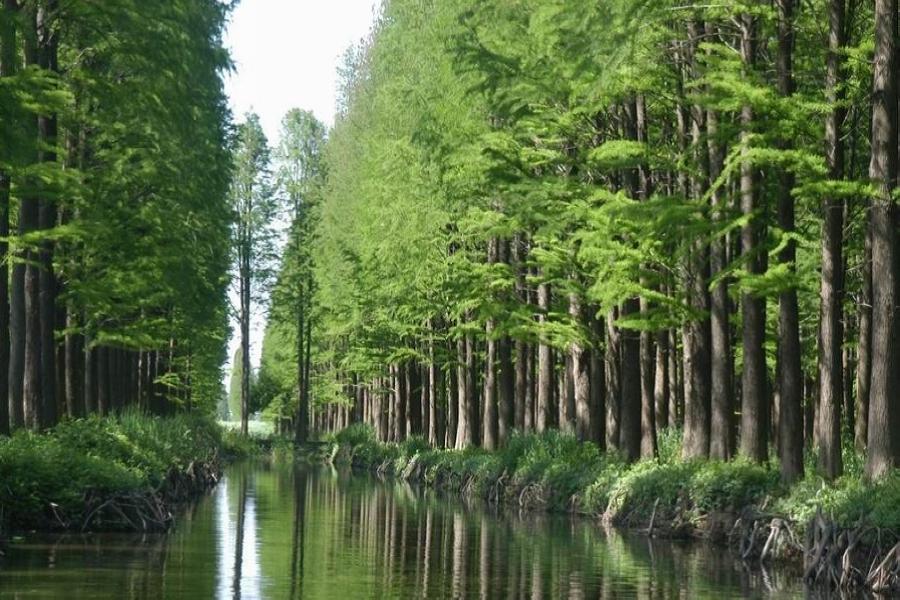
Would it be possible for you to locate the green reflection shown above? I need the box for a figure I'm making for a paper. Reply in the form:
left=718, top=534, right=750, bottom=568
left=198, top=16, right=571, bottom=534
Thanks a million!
left=0, top=463, right=808, bottom=599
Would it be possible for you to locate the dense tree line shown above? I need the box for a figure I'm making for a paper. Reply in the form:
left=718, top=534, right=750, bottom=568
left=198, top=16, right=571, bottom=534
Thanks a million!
left=259, top=0, right=900, bottom=482
left=0, top=0, right=234, bottom=431
left=253, top=109, right=326, bottom=441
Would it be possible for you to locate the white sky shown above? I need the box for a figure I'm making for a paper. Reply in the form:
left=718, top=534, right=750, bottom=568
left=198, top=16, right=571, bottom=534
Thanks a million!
left=224, top=0, right=380, bottom=140
left=223, top=0, right=379, bottom=389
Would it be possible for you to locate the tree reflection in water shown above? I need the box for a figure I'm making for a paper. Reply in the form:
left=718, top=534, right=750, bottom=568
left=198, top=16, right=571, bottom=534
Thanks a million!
left=0, top=464, right=812, bottom=599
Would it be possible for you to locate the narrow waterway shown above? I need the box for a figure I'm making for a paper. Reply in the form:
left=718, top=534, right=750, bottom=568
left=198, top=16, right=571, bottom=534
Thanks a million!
left=0, top=462, right=810, bottom=599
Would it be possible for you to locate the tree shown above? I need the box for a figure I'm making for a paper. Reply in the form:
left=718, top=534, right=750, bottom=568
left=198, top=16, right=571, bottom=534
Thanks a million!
left=0, top=0, right=234, bottom=428
left=230, top=113, right=277, bottom=436
left=865, top=0, right=899, bottom=480
left=270, top=108, right=326, bottom=443
left=816, top=0, right=848, bottom=481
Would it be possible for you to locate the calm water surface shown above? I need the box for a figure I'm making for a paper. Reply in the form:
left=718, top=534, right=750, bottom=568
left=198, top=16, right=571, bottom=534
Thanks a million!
left=0, top=462, right=810, bottom=599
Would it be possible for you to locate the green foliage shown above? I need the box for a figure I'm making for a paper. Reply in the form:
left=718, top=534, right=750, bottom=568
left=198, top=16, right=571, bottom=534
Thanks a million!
left=605, top=461, right=698, bottom=523
left=280, top=0, right=885, bottom=496
left=689, top=460, right=779, bottom=513
left=332, top=423, right=900, bottom=535
left=656, top=427, right=684, bottom=464
left=0, top=0, right=236, bottom=416
left=221, top=429, right=264, bottom=460
left=333, top=423, right=377, bottom=448
left=776, top=472, right=900, bottom=531
left=398, top=435, right=430, bottom=458
left=0, top=412, right=223, bottom=530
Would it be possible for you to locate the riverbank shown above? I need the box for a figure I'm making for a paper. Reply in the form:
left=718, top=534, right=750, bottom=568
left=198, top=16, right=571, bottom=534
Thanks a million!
left=331, top=425, right=900, bottom=594
left=0, top=412, right=248, bottom=535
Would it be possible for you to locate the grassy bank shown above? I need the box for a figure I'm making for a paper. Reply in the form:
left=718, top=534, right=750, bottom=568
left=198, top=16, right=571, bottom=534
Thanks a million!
left=331, top=424, right=900, bottom=592
left=0, top=411, right=244, bottom=534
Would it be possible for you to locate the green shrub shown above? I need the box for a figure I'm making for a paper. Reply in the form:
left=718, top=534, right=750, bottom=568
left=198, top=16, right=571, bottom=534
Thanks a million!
left=776, top=471, right=900, bottom=531
left=333, top=423, right=376, bottom=448
left=656, top=427, right=683, bottom=464
left=399, top=435, right=430, bottom=458
left=689, top=459, right=778, bottom=512
left=221, top=429, right=262, bottom=458
left=329, top=424, right=900, bottom=536
left=0, top=411, right=224, bottom=531
left=607, top=460, right=698, bottom=523
left=270, top=437, right=296, bottom=462
left=581, top=462, right=625, bottom=513
left=867, top=473, right=900, bottom=530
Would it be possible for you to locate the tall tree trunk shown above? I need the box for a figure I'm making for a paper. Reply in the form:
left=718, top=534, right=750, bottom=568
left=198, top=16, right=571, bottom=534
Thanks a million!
left=428, top=345, right=442, bottom=447
left=9, top=255, right=24, bottom=427
left=856, top=244, right=872, bottom=451
left=465, top=333, right=476, bottom=443
left=295, top=307, right=308, bottom=443
left=427, top=331, right=436, bottom=445
left=21, top=6, right=40, bottom=429
left=816, top=0, right=848, bottom=481
left=774, top=0, right=805, bottom=483
left=454, top=334, right=472, bottom=449
left=866, top=0, right=899, bottom=480
left=605, top=308, right=621, bottom=449
left=569, top=291, right=591, bottom=442
left=654, top=330, right=669, bottom=435
left=240, top=265, right=251, bottom=435
left=483, top=324, right=497, bottom=451
left=481, top=237, right=500, bottom=450
left=0, top=0, right=15, bottom=435
left=497, top=240, right=514, bottom=446
left=302, top=277, right=312, bottom=435
left=36, top=0, right=58, bottom=426
left=682, top=193, right=712, bottom=458
left=668, top=329, right=680, bottom=428
left=591, top=313, right=606, bottom=448
left=497, top=335, right=513, bottom=445
left=524, top=341, right=535, bottom=433
left=445, top=342, right=455, bottom=447
left=7, top=0, right=22, bottom=426
left=639, top=316, right=656, bottom=459
left=407, top=361, right=421, bottom=436
left=515, top=339, right=527, bottom=431
left=536, top=282, right=552, bottom=433
left=64, top=310, right=82, bottom=418
left=708, top=107, right=733, bottom=460
left=739, top=14, right=769, bottom=463
left=620, top=300, right=641, bottom=462
left=396, top=363, right=408, bottom=441
left=680, top=34, right=712, bottom=459
left=559, top=356, right=569, bottom=432
left=513, top=237, right=528, bottom=432
left=83, top=338, right=95, bottom=414
left=96, top=346, right=108, bottom=415
left=635, top=94, right=657, bottom=459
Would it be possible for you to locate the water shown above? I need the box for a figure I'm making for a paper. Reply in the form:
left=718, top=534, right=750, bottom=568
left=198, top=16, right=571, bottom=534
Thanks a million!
left=0, top=462, right=809, bottom=599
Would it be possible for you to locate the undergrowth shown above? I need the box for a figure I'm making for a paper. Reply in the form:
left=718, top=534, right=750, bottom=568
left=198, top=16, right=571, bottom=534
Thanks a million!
left=0, top=410, right=225, bottom=532
left=331, top=424, right=900, bottom=534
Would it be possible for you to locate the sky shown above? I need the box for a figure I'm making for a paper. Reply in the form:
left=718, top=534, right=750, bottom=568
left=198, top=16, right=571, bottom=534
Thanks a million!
left=222, top=0, right=379, bottom=390
left=224, top=0, right=380, bottom=140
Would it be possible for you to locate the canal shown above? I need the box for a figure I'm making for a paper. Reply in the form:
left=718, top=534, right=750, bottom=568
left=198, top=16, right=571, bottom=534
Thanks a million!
left=0, top=462, right=808, bottom=598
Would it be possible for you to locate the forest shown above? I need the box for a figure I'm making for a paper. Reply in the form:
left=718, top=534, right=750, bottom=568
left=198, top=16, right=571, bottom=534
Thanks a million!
left=253, top=0, right=900, bottom=487
left=0, top=0, right=232, bottom=428
left=1, top=0, right=900, bottom=595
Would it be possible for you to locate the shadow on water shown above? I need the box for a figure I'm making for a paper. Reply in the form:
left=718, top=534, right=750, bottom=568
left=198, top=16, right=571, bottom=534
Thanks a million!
left=0, top=462, right=854, bottom=598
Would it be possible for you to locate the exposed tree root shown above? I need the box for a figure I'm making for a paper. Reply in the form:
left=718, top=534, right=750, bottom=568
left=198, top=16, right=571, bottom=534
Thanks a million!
left=349, top=449, right=900, bottom=595
left=63, top=456, right=223, bottom=533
